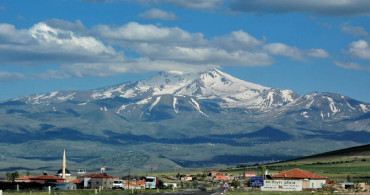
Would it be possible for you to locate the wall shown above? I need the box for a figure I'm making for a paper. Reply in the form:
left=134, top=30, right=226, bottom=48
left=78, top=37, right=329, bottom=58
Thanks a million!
left=302, top=180, right=326, bottom=189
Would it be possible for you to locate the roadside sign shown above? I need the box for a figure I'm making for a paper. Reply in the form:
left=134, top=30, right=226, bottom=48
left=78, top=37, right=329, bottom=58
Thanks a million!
left=223, top=182, right=229, bottom=189
left=250, top=176, right=264, bottom=187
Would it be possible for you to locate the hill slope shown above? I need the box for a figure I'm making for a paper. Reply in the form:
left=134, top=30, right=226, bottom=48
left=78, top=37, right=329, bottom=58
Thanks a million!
left=0, top=69, right=369, bottom=175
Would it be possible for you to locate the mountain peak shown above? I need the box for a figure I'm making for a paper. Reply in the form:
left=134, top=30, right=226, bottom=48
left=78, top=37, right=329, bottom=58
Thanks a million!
left=136, top=68, right=271, bottom=99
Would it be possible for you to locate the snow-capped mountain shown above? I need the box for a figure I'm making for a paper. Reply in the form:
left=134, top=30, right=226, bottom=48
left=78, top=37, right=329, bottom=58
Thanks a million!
left=1, top=68, right=369, bottom=173
left=18, top=69, right=299, bottom=112
left=13, top=68, right=368, bottom=123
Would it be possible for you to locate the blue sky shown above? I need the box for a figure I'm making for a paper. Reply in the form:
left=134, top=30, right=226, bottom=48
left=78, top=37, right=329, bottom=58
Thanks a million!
left=0, top=0, right=369, bottom=102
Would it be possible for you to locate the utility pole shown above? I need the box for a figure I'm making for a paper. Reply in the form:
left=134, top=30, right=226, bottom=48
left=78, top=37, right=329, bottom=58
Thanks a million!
left=128, top=168, right=130, bottom=191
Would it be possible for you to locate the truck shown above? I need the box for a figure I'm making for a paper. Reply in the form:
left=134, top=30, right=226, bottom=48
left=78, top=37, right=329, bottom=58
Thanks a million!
left=112, top=180, right=124, bottom=189
left=145, top=176, right=158, bottom=189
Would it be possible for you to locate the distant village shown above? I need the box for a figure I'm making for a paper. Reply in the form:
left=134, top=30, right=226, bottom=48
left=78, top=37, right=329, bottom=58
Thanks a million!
left=0, top=150, right=369, bottom=193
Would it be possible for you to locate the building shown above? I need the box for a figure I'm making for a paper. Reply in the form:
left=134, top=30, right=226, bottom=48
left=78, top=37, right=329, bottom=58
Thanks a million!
left=180, top=176, right=192, bottom=181
left=272, top=168, right=327, bottom=189
left=57, top=168, right=71, bottom=178
left=14, top=176, right=34, bottom=183
left=244, top=173, right=256, bottom=178
left=30, top=175, right=66, bottom=183
left=208, top=171, right=220, bottom=177
left=55, top=149, right=77, bottom=182
left=214, top=174, right=229, bottom=180
left=80, top=173, right=117, bottom=189
left=49, top=182, right=77, bottom=190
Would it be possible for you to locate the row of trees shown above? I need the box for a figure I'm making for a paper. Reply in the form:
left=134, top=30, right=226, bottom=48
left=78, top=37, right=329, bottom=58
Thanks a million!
left=5, top=171, right=31, bottom=182
left=5, top=171, right=19, bottom=182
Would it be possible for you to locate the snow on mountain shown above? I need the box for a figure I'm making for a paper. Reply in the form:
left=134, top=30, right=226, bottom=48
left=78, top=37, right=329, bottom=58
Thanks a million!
left=88, top=69, right=298, bottom=110
left=8, top=68, right=368, bottom=124
left=279, top=92, right=369, bottom=121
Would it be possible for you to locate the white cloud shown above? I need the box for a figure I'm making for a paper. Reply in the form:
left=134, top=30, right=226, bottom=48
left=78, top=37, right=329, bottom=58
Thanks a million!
left=166, top=0, right=223, bottom=10
left=349, top=40, right=370, bottom=60
left=0, top=71, right=25, bottom=81
left=334, top=61, right=370, bottom=70
left=0, top=21, right=330, bottom=81
left=44, top=19, right=88, bottom=34
left=341, top=23, right=368, bottom=37
left=124, top=0, right=222, bottom=10
left=229, top=0, right=370, bottom=16
left=307, top=49, right=330, bottom=58
left=92, top=22, right=198, bottom=43
left=334, top=39, right=370, bottom=70
left=123, top=0, right=161, bottom=6
left=264, top=43, right=303, bottom=60
left=263, top=43, right=329, bottom=60
left=213, top=30, right=263, bottom=51
left=93, top=23, right=274, bottom=66
left=139, top=8, right=177, bottom=20
left=0, top=22, right=117, bottom=66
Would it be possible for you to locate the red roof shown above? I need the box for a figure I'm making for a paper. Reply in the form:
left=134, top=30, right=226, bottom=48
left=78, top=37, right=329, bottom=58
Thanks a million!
left=272, top=168, right=326, bottom=180
left=31, top=175, right=65, bottom=180
left=16, top=176, right=35, bottom=180
left=214, top=175, right=228, bottom=180
left=69, top=179, right=80, bottom=184
left=81, top=173, right=115, bottom=178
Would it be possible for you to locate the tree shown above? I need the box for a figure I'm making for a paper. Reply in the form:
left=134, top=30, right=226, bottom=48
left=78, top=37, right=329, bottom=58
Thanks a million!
left=244, top=178, right=251, bottom=187
left=259, top=165, right=266, bottom=178
left=6, top=171, right=19, bottom=182
left=12, top=171, right=19, bottom=182
left=347, top=175, right=352, bottom=182
left=6, top=172, right=12, bottom=182
left=231, top=179, right=240, bottom=188
left=26, top=171, right=30, bottom=176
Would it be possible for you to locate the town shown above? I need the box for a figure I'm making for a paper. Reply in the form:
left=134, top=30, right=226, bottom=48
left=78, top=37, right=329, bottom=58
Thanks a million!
left=0, top=149, right=369, bottom=194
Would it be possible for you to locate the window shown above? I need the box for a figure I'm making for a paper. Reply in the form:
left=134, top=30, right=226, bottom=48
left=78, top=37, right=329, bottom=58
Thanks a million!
left=312, top=183, right=314, bottom=188
left=96, top=181, right=99, bottom=184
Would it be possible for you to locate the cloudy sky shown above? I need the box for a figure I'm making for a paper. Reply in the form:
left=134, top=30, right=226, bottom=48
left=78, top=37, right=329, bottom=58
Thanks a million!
left=0, top=0, right=369, bottom=102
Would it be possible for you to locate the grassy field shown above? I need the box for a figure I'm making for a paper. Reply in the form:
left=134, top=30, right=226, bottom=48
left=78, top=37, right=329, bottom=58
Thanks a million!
left=218, top=144, right=370, bottom=183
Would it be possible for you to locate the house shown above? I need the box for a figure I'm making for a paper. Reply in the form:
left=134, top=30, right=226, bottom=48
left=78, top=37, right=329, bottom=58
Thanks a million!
left=15, top=176, right=34, bottom=183
left=80, top=173, right=117, bottom=189
left=29, top=175, right=66, bottom=183
left=208, top=171, right=220, bottom=177
left=49, top=182, right=77, bottom=190
left=214, top=174, right=229, bottom=180
left=244, top=173, right=256, bottom=178
left=181, top=176, right=192, bottom=181
left=272, top=168, right=327, bottom=189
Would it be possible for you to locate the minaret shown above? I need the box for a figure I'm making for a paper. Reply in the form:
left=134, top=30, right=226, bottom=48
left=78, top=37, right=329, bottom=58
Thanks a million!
left=62, top=149, right=66, bottom=179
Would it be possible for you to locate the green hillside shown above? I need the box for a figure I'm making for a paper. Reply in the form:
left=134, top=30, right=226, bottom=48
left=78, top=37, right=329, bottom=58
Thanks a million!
left=223, top=144, right=370, bottom=183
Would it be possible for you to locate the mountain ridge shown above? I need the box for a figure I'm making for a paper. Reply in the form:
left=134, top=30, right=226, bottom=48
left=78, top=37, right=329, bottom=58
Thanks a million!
left=0, top=68, right=369, bottom=174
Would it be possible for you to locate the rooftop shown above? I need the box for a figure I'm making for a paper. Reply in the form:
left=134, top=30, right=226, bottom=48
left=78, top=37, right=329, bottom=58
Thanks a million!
left=272, top=168, right=326, bottom=180
left=81, top=173, right=115, bottom=178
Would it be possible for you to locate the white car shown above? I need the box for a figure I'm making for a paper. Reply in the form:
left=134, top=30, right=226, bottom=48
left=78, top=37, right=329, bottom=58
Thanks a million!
left=112, top=180, right=124, bottom=189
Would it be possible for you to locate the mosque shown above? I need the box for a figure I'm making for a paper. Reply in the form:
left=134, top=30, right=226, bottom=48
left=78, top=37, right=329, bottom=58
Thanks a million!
left=56, top=149, right=77, bottom=182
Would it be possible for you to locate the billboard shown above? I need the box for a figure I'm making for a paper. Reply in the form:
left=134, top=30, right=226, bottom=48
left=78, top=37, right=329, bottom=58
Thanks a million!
left=261, top=180, right=302, bottom=191
left=250, top=176, right=264, bottom=187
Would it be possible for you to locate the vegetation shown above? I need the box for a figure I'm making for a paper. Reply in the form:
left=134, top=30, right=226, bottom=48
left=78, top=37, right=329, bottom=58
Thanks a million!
left=6, top=171, right=19, bottom=182
left=219, top=144, right=370, bottom=183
